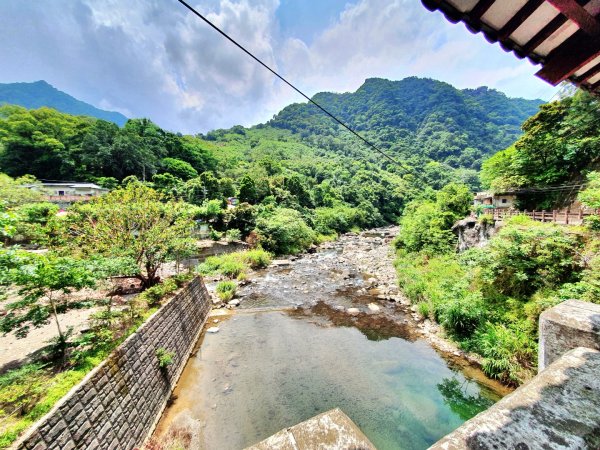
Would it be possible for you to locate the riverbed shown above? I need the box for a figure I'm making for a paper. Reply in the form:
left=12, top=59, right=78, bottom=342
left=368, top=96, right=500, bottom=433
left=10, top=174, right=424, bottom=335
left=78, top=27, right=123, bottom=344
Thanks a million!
left=154, top=228, right=508, bottom=449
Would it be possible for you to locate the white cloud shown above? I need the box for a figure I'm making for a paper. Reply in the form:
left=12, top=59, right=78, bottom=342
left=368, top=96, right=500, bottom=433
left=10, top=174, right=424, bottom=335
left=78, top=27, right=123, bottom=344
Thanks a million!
left=0, top=0, right=555, bottom=134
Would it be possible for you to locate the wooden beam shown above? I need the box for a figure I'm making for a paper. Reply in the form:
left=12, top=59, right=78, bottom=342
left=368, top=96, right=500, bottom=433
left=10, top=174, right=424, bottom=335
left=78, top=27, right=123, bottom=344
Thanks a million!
left=522, top=0, right=590, bottom=54
left=470, top=0, right=495, bottom=20
left=578, top=62, right=600, bottom=82
left=499, top=0, right=545, bottom=40
left=536, top=30, right=600, bottom=84
left=546, top=0, right=600, bottom=35
left=522, top=14, right=567, bottom=54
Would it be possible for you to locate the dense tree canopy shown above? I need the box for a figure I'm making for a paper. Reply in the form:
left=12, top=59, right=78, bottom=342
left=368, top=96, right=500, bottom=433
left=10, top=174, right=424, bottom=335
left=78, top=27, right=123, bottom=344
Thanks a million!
left=480, top=90, right=600, bottom=208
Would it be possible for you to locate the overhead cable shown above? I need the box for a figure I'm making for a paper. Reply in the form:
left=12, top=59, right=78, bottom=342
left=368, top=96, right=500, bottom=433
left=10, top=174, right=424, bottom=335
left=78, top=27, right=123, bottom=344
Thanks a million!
left=175, top=0, right=413, bottom=174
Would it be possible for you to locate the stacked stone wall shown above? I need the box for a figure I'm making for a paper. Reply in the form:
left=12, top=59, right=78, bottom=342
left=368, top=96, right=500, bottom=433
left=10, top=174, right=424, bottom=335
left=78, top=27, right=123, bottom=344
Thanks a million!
left=15, top=277, right=211, bottom=450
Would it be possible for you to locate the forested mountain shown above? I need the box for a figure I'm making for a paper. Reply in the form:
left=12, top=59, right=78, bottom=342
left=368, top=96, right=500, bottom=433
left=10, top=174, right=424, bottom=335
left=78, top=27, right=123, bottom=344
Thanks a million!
left=0, top=80, right=127, bottom=126
left=268, top=77, right=542, bottom=170
left=0, top=77, right=544, bottom=233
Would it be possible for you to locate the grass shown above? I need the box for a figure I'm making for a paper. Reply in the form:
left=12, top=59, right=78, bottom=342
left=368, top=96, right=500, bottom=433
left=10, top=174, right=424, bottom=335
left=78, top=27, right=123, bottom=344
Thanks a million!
left=197, top=249, right=272, bottom=278
left=215, top=280, right=236, bottom=301
left=0, top=274, right=180, bottom=447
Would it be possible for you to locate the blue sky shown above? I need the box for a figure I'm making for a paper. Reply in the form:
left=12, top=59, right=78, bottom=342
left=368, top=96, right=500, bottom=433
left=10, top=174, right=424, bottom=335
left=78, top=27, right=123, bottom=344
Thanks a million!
left=0, top=0, right=557, bottom=134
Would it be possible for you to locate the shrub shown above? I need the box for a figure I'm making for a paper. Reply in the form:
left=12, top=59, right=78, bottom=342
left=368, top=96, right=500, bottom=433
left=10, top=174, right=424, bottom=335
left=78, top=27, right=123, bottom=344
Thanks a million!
left=396, top=201, right=457, bottom=255
left=478, top=213, right=494, bottom=226
left=140, top=278, right=178, bottom=306
left=438, top=293, right=485, bottom=338
left=480, top=222, right=583, bottom=297
left=225, top=228, right=242, bottom=242
left=155, top=347, right=175, bottom=368
left=209, top=228, right=223, bottom=241
left=219, top=260, right=246, bottom=278
left=240, top=249, right=271, bottom=269
left=255, top=208, right=315, bottom=255
left=474, top=322, right=536, bottom=385
left=583, top=214, right=600, bottom=231
left=216, top=280, right=236, bottom=301
left=417, top=302, right=431, bottom=319
left=313, top=206, right=362, bottom=235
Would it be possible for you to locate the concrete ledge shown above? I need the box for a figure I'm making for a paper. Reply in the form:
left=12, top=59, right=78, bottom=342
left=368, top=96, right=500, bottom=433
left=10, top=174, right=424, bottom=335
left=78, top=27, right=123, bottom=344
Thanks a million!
left=539, top=300, right=600, bottom=370
left=428, top=347, right=600, bottom=450
left=244, top=408, right=376, bottom=450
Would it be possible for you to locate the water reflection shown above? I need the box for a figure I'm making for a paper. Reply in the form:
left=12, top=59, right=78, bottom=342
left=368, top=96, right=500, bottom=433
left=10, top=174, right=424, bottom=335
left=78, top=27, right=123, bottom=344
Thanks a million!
left=437, top=377, right=496, bottom=421
left=155, top=311, right=504, bottom=450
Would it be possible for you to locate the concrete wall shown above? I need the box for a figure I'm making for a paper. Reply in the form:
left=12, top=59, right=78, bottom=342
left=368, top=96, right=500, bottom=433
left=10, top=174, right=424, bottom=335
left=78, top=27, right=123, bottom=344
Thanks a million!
left=429, top=300, right=600, bottom=449
left=539, top=299, right=600, bottom=370
left=15, top=277, right=211, bottom=450
left=429, top=347, right=600, bottom=449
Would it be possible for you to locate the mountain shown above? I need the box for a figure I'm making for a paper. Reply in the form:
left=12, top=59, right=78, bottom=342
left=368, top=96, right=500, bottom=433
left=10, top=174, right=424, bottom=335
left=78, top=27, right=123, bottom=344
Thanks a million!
left=0, top=80, right=127, bottom=126
left=267, top=77, right=544, bottom=170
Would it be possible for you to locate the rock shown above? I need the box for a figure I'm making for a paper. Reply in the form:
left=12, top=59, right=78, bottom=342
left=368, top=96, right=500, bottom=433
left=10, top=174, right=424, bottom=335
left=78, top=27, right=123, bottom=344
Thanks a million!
left=368, top=303, right=381, bottom=312
left=272, top=259, right=293, bottom=266
left=347, top=307, right=360, bottom=315
left=228, top=299, right=240, bottom=307
left=207, top=327, right=220, bottom=333
left=213, top=319, right=219, bottom=323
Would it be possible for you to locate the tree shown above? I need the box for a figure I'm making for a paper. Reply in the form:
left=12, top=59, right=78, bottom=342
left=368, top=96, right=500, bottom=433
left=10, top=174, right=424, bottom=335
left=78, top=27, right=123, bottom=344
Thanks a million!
left=160, top=157, right=198, bottom=180
left=578, top=171, right=600, bottom=209
left=67, top=182, right=197, bottom=288
left=0, top=173, right=44, bottom=207
left=238, top=175, right=258, bottom=204
left=0, top=251, right=97, bottom=354
left=255, top=208, right=315, bottom=254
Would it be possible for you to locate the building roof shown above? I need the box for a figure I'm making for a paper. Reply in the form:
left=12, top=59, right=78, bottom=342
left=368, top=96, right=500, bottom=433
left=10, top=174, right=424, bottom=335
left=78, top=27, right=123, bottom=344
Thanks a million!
left=21, top=182, right=107, bottom=190
left=421, top=0, right=600, bottom=94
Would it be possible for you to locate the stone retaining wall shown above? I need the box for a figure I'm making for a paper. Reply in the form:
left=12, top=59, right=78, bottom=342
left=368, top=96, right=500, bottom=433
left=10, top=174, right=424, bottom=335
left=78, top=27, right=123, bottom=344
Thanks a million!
left=15, top=276, right=211, bottom=450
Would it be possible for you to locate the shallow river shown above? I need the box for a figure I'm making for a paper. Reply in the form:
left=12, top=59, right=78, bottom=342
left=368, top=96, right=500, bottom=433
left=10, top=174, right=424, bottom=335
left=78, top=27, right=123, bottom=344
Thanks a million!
left=155, top=229, right=506, bottom=449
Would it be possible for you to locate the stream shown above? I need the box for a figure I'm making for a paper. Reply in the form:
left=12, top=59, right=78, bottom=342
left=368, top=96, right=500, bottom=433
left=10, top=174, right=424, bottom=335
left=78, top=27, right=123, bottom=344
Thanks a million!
left=154, top=227, right=509, bottom=450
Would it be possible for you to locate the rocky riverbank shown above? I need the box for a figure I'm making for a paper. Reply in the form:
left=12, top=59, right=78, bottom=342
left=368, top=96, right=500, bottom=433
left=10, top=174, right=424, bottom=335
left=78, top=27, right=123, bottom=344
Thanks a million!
left=205, top=227, right=506, bottom=391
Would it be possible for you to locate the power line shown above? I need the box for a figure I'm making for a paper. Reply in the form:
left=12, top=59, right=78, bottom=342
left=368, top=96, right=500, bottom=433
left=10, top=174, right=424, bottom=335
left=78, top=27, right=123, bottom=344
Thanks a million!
left=175, top=0, right=413, bottom=174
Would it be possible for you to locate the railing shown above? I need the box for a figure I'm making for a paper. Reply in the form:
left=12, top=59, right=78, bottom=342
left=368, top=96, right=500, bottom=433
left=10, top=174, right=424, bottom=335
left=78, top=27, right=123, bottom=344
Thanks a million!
left=491, top=208, right=600, bottom=225
left=44, top=195, right=97, bottom=202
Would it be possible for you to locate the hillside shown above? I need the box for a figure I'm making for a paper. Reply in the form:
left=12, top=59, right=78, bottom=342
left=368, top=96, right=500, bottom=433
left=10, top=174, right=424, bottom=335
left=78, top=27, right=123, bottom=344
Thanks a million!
left=0, top=76, right=544, bottom=227
left=268, top=77, right=543, bottom=170
left=0, top=80, right=127, bottom=126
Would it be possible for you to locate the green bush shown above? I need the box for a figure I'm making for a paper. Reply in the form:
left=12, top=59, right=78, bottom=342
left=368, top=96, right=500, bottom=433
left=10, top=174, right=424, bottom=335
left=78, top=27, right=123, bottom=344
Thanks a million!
left=438, top=293, right=485, bottom=338
left=225, top=228, right=242, bottom=242
left=155, top=347, right=175, bottom=368
left=584, top=215, right=600, bottom=231
left=216, top=280, right=236, bottom=301
left=417, top=301, right=431, bottom=318
left=313, top=205, right=362, bottom=235
left=220, top=260, right=246, bottom=278
left=139, top=278, right=178, bottom=306
left=255, top=208, right=315, bottom=255
left=240, top=249, right=271, bottom=269
left=480, top=221, right=583, bottom=297
left=474, top=322, right=536, bottom=385
left=16, top=202, right=59, bottom=224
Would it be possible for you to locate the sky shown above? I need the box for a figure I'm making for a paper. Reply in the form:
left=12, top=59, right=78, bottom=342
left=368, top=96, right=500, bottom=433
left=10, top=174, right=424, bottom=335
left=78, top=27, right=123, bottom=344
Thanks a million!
left=0, top=0, right=558, bottom=134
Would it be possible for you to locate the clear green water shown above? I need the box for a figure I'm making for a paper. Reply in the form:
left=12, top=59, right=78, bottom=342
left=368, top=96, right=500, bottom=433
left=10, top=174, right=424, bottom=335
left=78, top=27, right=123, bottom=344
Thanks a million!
left=156, top=311, right=502, bottom=450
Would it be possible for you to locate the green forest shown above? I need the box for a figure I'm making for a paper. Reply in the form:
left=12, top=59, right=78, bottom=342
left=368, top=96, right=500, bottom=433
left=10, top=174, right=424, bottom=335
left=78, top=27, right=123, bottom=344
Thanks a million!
left=0, top=77, right=541, bottom=250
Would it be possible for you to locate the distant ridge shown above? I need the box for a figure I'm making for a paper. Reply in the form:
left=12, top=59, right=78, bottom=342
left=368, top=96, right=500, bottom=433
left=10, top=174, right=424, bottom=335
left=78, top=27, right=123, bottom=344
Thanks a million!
left=0, top=80, right=127, bottom=126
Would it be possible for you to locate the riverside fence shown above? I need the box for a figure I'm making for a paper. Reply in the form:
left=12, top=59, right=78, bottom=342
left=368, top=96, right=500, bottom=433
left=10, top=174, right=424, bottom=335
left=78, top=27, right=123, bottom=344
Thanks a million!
left=490, top=208, right=600, bottom=225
